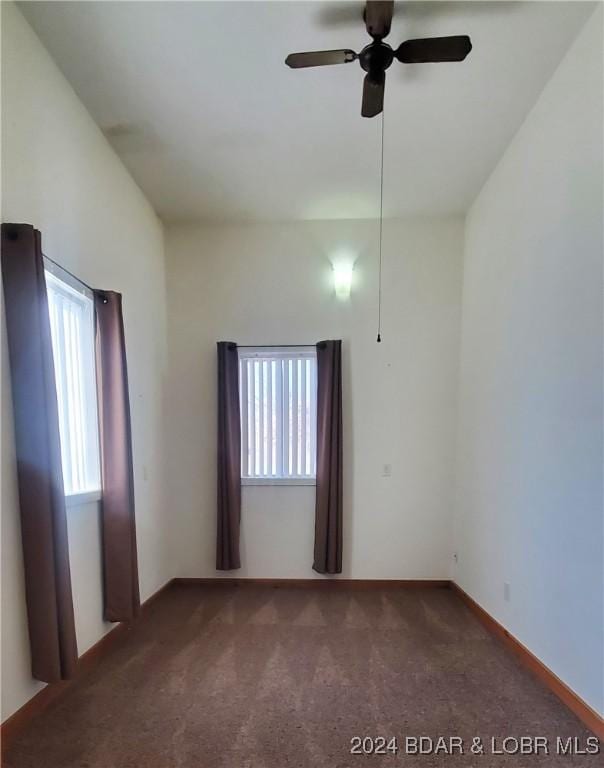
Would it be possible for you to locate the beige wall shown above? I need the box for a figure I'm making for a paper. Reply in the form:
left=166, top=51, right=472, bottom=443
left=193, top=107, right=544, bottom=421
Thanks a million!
left=165, top=217, right=464, bottom=580
left=454, top=7, right=604, bottom=716
left=1, top=3, right=170, bottom=720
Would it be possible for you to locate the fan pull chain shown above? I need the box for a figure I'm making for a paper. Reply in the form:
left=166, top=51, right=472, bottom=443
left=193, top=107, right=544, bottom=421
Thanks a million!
left=377, top=107, right=385, bottom=343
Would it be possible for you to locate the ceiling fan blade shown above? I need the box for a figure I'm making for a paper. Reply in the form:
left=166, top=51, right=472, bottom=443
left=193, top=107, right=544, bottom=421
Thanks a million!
left=361, top=73, right=385, bottom=118
left=396, top=35, right=472, bottom=63
left=285, top=49, right=357, bottom=68
left=364, top=1, right=394, bottom=38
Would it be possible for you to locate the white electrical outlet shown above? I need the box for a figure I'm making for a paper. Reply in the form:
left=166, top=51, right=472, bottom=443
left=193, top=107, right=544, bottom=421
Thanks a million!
left=504, top=582, right=511, bottom=602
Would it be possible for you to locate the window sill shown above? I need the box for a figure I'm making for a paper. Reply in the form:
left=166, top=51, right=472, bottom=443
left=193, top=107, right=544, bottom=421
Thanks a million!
left=65, top=490, right=102, bottom=507
left=242, top=478, right=316, bottom=487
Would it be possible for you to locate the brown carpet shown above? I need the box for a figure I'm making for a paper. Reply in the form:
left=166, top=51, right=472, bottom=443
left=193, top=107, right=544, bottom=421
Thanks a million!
left=3, top=584, right=598, bottom=767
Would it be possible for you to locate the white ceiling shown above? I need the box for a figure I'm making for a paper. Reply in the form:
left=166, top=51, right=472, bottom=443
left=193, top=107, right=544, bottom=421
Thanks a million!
left=20, top=1, right=594, bottom=223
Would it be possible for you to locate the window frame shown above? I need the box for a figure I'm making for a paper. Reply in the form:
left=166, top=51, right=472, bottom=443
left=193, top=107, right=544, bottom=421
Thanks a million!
left=44, top=260, right=102, bottom=503
left=239, top=346, right=317, bottom=486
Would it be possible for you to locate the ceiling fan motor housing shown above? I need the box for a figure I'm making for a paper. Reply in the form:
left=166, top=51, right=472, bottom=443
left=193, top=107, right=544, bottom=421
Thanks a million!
left=359, top=42, right=394, bottom=81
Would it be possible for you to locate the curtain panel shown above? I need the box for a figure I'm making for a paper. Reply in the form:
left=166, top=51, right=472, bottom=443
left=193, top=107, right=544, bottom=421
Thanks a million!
left=94, top=291, right=140, bottom=622
left=216, top=341, right=241, bottom=569
left=313, top=339, right=343, bottom=574
left=1, top=223, right=78, bottom=681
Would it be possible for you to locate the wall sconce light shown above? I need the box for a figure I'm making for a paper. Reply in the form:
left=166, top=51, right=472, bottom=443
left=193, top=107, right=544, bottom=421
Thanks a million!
left=333, top=261, right=354, bottom=300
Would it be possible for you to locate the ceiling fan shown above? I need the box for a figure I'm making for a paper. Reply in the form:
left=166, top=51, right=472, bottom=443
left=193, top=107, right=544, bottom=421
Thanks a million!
left=285, top=1, right=472, bottom=118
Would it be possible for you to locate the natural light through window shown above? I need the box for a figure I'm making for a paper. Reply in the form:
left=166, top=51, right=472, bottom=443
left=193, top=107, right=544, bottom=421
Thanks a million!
left=239, top=347, right=317, bottom=484
left=45, top=267, right=101, bottom=498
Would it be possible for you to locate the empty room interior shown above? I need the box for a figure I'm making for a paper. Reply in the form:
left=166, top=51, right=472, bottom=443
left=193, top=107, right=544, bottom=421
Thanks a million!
left=1, top=0, right=603, bottom=765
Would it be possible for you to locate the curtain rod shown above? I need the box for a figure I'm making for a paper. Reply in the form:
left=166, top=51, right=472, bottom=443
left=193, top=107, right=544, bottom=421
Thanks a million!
left=237, top=344, right=315, bottom=348
left=43, top=254, right=96, bottom=295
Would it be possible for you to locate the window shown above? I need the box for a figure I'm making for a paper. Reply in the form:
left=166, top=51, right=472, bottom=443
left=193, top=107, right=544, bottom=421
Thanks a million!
left=45, top=264, right=101, bottom=501
left=239, top=347, right=317, bottom=484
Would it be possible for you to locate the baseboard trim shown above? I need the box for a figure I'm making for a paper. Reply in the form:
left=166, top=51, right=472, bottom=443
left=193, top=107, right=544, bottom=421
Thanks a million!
left=451, top=582, right=604, bottom=739
left=173, top=577, right=451, bottom=589
left=0, top=578, right=174, bottom=751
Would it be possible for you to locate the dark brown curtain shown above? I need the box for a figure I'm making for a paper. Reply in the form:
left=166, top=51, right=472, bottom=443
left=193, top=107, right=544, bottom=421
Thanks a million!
left=1, top=223, right=78, bottom=681
left=216, top=341, right=241, bottom=570
left=94, top=291, right=140, bottom=621
left=313, top=340, right=343, bottom=574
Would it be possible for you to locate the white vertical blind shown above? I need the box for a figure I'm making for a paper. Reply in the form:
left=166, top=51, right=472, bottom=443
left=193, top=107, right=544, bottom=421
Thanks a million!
left=239, top=347, right=317, bottom=480
left=45, top=270, right=101, bottom=496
